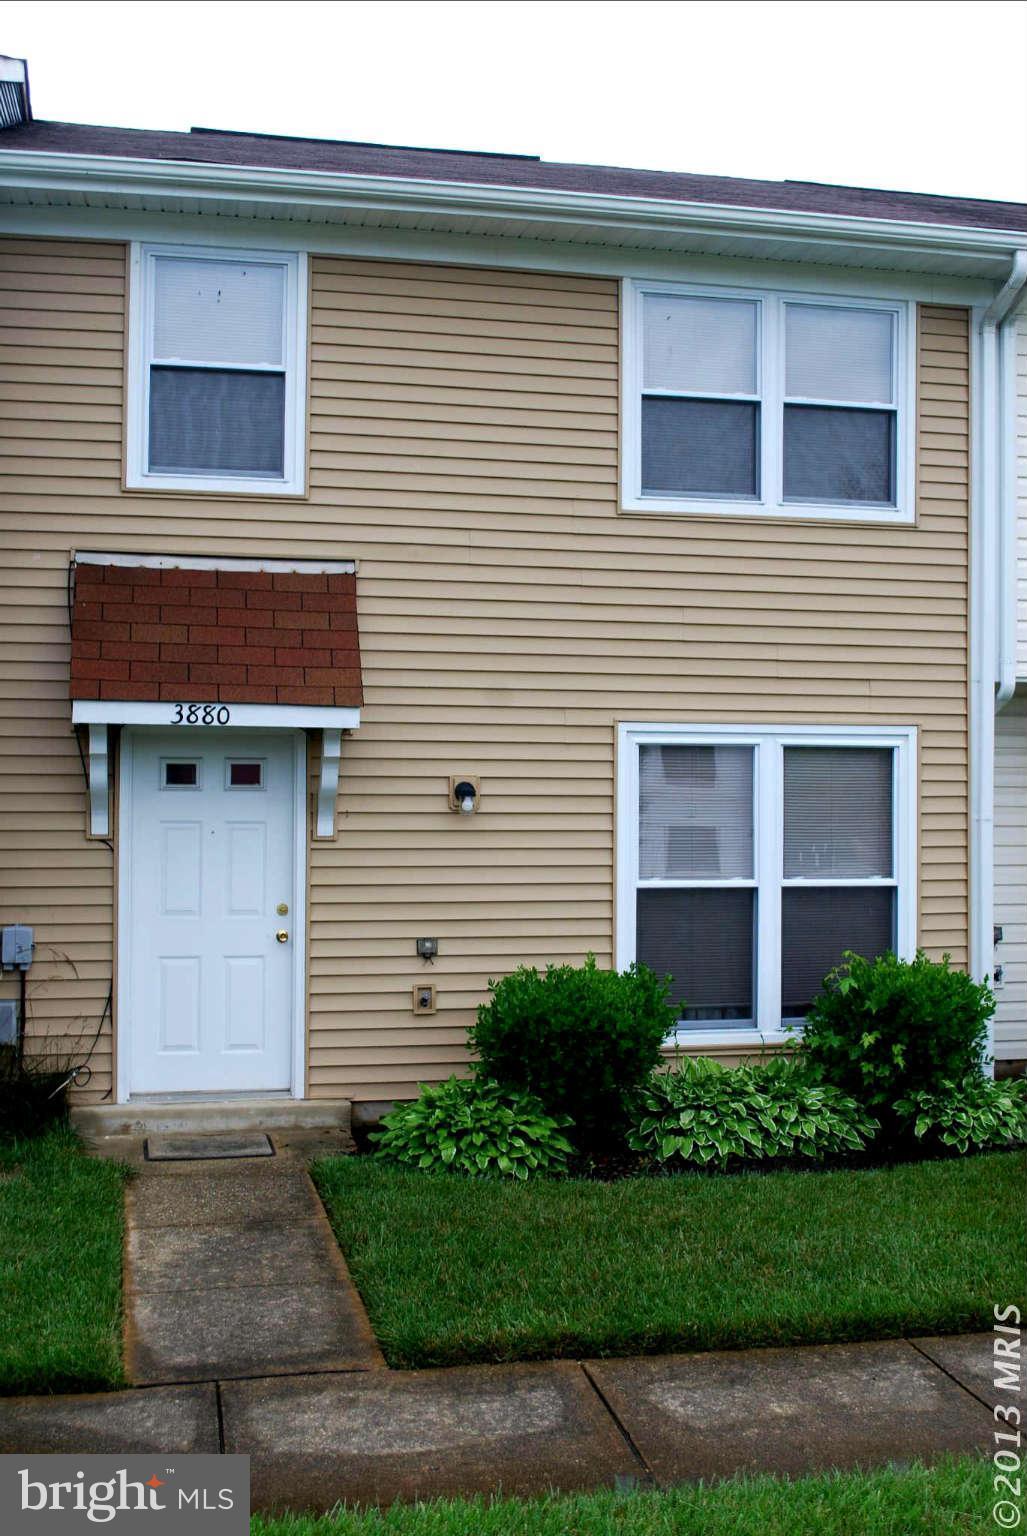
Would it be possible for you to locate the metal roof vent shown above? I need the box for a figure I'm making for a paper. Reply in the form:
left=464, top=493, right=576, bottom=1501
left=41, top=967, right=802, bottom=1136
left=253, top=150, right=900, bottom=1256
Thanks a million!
left=0, top=57, right=31, bottom=129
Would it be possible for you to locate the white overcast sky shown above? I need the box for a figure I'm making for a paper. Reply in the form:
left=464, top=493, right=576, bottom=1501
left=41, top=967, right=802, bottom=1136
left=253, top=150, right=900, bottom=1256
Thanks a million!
left=5, top=0, right=1027, bottom=202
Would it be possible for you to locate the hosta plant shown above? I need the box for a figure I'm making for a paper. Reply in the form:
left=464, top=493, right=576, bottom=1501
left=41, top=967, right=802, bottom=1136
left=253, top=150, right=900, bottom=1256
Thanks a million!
left=628, top=1056, right=879, bottom=1171
left=894, top=1074, right=1027, bottom=1155
left=371, top=1076, right=575, bottom=1179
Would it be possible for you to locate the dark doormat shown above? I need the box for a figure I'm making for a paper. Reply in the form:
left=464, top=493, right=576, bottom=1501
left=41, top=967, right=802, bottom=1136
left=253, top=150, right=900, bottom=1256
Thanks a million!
left=144, top=1133, right=275, bottom=1162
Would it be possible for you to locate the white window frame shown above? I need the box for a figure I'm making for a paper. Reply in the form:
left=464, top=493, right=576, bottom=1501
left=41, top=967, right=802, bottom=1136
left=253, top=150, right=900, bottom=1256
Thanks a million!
left=615, top=722, right=918, bottom=1047
left=621, top=278, right=916, bottom=524
left=126, top=242, right=307, bottom=496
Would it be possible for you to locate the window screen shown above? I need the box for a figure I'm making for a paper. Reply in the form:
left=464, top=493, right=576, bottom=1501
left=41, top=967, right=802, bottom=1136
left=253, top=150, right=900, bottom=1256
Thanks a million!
left=146, top=254, right=289, bottom=480
left=781, top=887, right=895, bottom=1018
left=637, top=888, right=755, bottom=1022
left=642, top=398, right=759, bottom=497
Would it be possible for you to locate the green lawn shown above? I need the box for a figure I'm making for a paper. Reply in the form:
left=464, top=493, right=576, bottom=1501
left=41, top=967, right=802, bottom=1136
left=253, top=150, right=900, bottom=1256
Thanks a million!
left=314, top=1151, right=1025, bottom=1368
left=252, top=1457, right=995, bottom=1535
left=0, top=1124, right=128, bottom=1394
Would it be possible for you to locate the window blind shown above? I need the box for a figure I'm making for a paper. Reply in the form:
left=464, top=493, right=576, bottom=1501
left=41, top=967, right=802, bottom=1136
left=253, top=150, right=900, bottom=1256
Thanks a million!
left=153, top=257, right=285, bottom=367
left=639, top=744, right=754, bottom=879
left=783, top=747, right=893, bottom=878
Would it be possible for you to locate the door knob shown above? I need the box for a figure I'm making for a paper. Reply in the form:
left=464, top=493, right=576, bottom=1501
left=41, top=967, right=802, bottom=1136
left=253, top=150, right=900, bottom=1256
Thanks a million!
left=275, top=929, right=289, bottom=944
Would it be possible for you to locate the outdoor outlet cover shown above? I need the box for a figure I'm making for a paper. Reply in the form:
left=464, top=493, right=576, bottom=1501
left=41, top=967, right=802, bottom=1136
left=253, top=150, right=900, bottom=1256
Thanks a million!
left=413, top=983, right=437, bottom=1015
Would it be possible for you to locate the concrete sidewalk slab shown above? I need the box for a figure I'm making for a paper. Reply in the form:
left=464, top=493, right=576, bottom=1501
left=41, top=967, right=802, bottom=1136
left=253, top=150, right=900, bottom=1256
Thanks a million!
left=0, top=1385, right=219, bottom=1453
left=127, top=1223, right=343, bottom=1293
left=221, top=1361, right=642, bottom=1510
left=913, top=1332, right=1023, bottom=1413
left=127, top=1171, right=315, bottom=1228
left=587, top=1338, right=992, bottom=1484
left=128, top=1282, right=383, bottom=1384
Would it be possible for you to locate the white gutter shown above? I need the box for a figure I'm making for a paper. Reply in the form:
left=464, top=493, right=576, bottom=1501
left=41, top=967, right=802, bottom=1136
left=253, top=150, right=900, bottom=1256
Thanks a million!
left=970, top=250, right=1027, bottom=1069
left=0, top=148, right=1025, bottom=268
left=990, top=254, right=1027, bottom=709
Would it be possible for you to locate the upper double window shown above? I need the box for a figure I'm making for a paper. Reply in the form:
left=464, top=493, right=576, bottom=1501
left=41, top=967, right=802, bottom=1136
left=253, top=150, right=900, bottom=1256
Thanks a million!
left=623, top=280, right=912, bottom=522
left=127, top=245, right=306, bottom=495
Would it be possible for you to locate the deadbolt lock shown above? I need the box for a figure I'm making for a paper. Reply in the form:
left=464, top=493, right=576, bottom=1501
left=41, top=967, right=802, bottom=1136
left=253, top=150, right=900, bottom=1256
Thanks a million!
left=276, top=903, right=289, bottom=916
left=275, top=930, right=289, bottom=944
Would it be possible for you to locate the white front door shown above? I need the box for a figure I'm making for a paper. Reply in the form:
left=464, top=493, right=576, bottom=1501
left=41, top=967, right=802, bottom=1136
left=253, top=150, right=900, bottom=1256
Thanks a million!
left=121, top=728, right=299, bottom=1096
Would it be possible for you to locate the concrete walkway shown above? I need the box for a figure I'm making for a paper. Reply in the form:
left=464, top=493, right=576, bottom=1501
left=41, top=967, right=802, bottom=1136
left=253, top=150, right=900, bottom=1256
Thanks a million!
left=121, top=1132, right=385, bottom=1383
left=0, top=1136, right=1008, bottom=1509
left=0, top=1334, right=1000, bottom=1509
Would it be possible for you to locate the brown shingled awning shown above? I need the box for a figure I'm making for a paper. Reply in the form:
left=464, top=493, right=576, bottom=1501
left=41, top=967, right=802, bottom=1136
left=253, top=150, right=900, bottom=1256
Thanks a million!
left=70, top=558, right=362, bottom=708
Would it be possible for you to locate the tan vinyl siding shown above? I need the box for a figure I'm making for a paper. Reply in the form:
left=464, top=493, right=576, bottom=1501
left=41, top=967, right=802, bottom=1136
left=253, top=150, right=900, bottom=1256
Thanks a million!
left=0, top=241, right=970, bottom=1100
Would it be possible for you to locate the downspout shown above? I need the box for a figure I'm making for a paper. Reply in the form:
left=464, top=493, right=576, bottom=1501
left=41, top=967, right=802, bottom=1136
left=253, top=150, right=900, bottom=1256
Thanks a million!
left=987, top=251, right=1027, bottom=711
left=971, top=250, right=1027, bottom=1072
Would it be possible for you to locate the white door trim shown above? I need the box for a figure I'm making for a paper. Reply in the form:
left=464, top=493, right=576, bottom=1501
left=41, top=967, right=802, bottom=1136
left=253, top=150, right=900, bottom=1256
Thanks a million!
left=115, top=727, right=309, bottom=1104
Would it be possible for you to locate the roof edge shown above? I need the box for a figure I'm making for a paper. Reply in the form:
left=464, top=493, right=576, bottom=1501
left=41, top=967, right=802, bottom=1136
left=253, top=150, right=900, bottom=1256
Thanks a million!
left=2, top=146, right=1025, bottom=257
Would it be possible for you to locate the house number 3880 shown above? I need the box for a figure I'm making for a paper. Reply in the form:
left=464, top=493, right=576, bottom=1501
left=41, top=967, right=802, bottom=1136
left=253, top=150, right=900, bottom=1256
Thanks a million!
left=171, top=704, right=232, bottom=725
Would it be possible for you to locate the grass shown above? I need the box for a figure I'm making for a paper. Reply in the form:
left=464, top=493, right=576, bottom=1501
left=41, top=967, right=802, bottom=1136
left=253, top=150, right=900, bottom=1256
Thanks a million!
left=0, top=1122, right=128, bottom=1394
left=251, top=1456, right=997, bottom=1535
left=314, top=1150, right=1025, bottom=1368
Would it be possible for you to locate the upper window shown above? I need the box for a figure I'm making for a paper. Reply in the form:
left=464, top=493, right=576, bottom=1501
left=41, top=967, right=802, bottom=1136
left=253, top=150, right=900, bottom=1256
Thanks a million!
left=623, top=280, right=912, bottom=523
left=127, top=245, right=306, bottom=495
left=617, top=723, right=916, bottom=1041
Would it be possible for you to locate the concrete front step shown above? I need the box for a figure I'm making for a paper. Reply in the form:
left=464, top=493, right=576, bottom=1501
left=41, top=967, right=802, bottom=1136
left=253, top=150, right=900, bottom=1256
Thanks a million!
left=72, top=1097, right=352, bottom=1139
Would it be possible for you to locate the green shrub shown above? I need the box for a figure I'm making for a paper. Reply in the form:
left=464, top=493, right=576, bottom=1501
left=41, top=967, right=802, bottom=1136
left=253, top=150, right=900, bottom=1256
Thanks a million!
left=370, top=1077, right=575, bottom=1179
left=895, top=1074, right=1027, bottom=1155
left=470, top=956, right=675, bottom=1152
left=798, top=951, right=994, bottom=1124
left=627, top=1056, right=879, bottom=1170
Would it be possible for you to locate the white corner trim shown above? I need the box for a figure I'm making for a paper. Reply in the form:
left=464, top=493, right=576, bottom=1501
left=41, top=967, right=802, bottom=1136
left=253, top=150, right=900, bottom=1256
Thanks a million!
left=74, top=551, right=356, bottom=575
left=86, top=723, right=110, bottom=837
left=316, top=728, right=342, bottom=839
left=72, top=701, right=360, bottom=730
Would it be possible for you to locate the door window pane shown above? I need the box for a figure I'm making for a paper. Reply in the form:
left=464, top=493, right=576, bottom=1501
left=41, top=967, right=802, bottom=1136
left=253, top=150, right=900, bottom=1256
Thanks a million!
left=162, top=761, right=199, bottom=789
left=643, top=294, right=757, bottom=395
left=640, top=744, right=753, bottom=878
left=149, top=367, right=286, bottom=476
left=637, top=888, right=754, bottom=1023
left=783, top=405, right=895, bottom=504
left=785, top=304, right=894, bottom=404
left=642, top=397, right=759, bottom=497
left=784, top=747, right=893, bottom=877
left=227, top=761, right=264, bottom=789
left=781, top=887, right=894, bottom=1017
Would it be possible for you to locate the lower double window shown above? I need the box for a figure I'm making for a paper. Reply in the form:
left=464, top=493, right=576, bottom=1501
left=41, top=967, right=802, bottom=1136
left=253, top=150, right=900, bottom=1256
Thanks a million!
left=616, top=724, right=916, bottom=1039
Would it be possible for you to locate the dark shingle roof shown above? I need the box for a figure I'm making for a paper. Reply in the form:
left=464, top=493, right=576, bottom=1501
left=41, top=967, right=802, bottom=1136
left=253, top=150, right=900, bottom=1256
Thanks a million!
left=6, top=119, right=1026, bottom=233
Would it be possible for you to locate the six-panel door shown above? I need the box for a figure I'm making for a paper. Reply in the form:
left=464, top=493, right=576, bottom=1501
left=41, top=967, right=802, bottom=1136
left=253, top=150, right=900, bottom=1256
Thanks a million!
left=122, top=728, right=297, bottom=1096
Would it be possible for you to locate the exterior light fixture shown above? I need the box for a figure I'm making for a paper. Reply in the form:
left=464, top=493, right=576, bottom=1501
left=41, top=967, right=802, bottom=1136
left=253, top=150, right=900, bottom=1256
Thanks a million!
left=416, top=937, right=439, bottom=962
left=449, top=777, right=480, bottom=815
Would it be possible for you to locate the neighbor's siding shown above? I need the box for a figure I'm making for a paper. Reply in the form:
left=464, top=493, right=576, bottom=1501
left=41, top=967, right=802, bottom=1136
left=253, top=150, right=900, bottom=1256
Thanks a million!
left=994, top=692, right=1027, bottom=1060
left=0, top=240, right=971, bottom=1099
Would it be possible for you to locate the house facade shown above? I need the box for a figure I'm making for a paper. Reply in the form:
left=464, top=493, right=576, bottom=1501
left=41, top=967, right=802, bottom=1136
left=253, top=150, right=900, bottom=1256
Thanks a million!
left=1, top=58, right=1025, bottom=1113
